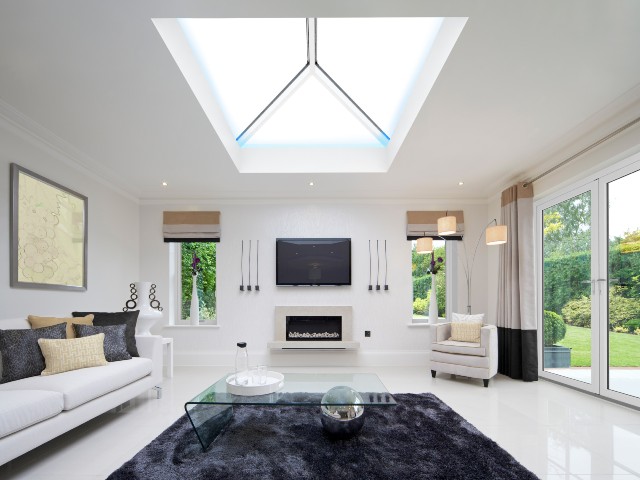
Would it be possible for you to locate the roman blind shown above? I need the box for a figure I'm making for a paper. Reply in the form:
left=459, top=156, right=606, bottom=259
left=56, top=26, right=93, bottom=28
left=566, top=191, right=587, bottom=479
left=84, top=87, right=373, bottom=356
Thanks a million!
left=406, top=211, right=464, bottom=240
left=163, top=211, right=221, bottom=242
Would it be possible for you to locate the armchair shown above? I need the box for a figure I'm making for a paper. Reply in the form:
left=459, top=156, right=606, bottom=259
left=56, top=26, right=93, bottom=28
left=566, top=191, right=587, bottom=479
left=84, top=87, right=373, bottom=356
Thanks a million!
left=429, top=322, right=498, bottom=387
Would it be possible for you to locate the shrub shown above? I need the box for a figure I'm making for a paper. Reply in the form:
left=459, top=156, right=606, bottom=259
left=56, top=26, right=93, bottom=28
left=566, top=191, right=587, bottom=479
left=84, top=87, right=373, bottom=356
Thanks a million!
left=613, top=326, right=629, bottom=333
left=561, top=287, right=640, bottom=330
left=624, top=318, right=640, bottom=331
left=413, top=297, right=428, bottom=315
left=544, top=310, right=567, bottom=346
left=561, top=296, right=591, bottom=328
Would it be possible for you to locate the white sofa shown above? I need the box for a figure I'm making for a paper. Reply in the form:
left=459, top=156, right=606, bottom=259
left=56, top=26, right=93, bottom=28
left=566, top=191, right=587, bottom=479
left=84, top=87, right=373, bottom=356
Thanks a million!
left=0, top=317, right=163, bottom=465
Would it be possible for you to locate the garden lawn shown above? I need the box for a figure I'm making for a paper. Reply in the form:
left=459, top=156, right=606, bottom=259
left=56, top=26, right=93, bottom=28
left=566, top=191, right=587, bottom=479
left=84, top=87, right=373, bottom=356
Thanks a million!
left=558, top=325, right=640, bottom=367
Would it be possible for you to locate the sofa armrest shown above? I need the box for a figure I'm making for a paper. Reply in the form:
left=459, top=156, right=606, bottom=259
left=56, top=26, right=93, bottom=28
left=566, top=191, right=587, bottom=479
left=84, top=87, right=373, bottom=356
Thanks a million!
left=135, top=335, right=163, bottom=385
left=432, top=323, right=452, bottom=343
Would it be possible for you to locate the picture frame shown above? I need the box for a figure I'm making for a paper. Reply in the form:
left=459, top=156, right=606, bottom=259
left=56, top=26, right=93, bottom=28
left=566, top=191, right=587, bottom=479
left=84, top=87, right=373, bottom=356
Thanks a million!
left=10, top=163, right=88, bottom=291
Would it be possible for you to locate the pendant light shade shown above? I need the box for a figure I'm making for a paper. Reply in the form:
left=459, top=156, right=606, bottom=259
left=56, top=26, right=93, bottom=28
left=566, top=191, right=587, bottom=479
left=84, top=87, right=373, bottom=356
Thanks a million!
left=486, top=224, right=507, bottom=245
left=416, top=237, right=433, bottom=254
left=437, top=215, right=457, bottom=236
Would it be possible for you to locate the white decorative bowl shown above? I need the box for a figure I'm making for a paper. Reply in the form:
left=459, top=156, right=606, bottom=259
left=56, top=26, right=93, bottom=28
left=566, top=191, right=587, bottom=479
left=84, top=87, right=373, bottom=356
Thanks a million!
left=226, top=371, right=284, bottom=396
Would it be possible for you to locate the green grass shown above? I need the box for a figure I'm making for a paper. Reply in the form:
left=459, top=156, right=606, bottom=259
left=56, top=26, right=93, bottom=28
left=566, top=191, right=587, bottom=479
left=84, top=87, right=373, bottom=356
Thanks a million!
left=557, top=325, right=640, bottom=367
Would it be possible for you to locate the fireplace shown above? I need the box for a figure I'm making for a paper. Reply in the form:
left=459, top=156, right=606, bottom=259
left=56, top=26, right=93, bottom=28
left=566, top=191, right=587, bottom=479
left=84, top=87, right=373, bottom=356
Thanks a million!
left=269, top=306, right=358, bottom=350
left=286, top=316, right=342, bottom=341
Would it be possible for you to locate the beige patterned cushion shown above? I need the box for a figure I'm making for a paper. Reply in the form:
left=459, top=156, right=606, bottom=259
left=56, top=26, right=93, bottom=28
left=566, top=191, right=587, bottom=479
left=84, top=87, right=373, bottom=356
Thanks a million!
left=449, top=322, right=482, bottom=343
left=38, top=334, right=108, bottom=375
left=28, top=314, right=94, bottom=339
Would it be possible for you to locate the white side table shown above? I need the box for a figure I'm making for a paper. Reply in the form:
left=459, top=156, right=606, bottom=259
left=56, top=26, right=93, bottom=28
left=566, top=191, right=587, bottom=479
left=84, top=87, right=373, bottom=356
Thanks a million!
left=162, top=337, right=174, bottom=378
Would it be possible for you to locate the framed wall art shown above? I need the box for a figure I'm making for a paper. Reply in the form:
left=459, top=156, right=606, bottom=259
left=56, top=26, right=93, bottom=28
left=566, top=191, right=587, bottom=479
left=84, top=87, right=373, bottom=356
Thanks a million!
left=10, top=163, right=88, bottom=291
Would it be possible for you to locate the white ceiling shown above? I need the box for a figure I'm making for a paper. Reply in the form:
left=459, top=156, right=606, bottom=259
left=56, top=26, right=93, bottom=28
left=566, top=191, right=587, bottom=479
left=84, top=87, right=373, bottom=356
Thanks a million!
left=1, top=0, right=640, bottom=201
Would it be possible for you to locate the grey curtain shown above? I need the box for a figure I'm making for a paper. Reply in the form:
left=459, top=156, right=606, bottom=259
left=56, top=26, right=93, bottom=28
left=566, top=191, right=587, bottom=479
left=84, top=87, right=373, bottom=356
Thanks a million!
left=496, top=183, right=538, bottom=381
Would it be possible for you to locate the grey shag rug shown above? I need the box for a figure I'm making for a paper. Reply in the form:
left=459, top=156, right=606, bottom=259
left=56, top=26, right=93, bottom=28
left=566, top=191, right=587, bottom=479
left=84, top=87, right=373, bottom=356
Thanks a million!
left=109, top=393, right=538, bottom=480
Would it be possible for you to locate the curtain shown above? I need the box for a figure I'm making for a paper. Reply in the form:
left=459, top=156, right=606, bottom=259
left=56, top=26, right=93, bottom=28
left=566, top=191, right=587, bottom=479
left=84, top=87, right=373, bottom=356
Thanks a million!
left=496, top=183, right=537, bottom=381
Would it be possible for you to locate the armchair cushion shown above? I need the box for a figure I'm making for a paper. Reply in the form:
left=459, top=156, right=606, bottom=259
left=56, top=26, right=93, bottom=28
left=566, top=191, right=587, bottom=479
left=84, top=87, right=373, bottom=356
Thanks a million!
left=432, top=340, right=486, bottom=357
left=452, top=312, right=485, bottom=323
left=450, top=322, right=482, bottom=342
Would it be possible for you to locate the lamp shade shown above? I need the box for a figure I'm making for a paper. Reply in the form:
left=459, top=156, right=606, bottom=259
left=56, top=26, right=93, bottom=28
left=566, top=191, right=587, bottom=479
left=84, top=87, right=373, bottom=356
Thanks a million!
left=486, top=225, right=507, bottom=245
left=437, top=215, right=457, bottom=235
left=416, top=237, right=433, bottom=254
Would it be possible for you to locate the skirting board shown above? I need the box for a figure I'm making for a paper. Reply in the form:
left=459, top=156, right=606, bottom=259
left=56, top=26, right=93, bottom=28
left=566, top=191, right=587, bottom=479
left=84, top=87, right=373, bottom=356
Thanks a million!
left=174, top=350, right=429, bottom=367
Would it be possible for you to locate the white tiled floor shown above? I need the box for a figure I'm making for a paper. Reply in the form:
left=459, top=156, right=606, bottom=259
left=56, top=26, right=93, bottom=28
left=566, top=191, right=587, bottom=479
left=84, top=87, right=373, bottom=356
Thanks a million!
left=1, top=366, right=639, bottom=479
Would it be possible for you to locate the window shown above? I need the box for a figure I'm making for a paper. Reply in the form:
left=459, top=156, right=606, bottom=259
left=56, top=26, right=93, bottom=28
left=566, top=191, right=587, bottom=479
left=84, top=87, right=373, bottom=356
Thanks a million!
left=180, top=242, right=216, bottom=324
left=412, top=239, right=447, bottom=322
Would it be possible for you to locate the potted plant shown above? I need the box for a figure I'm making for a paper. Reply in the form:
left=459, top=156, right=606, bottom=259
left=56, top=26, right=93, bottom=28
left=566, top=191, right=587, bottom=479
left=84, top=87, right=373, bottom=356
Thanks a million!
left=543, top=310, right=571, bottom=368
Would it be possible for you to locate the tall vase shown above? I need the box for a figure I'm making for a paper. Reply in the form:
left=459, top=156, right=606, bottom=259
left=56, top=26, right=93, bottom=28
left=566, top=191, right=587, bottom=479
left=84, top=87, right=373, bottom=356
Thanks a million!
left=130, top=282, right=163, bottom=335
left=429, top=274, right=438, bottom=324
left=190, top=274, right=200, bottom=325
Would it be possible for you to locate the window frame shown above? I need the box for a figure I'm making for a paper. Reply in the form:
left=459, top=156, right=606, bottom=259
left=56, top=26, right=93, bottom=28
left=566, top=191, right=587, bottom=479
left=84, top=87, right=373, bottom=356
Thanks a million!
left=169, top=242, right=217, bottom=326
left=411, top=239, right=457, bottom=323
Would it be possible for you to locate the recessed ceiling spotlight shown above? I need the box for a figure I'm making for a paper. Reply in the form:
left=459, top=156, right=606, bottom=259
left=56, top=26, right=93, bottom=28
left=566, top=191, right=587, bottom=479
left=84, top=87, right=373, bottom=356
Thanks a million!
left=309, top=181, right=314, bottom=186
left=458, top=181, right=464, bottom=186
left=162, top=181, right=168, bottom=186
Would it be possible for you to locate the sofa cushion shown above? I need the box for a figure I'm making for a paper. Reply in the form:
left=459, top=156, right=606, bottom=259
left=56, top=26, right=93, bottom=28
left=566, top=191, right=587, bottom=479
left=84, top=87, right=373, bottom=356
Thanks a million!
left=73, top=311, right=139, bottom=357
left=28, top=315, right=94, bottom=339
left=0, top=390, right=64, bottom=438
left=0, top=323, right=68, bottom=384
left=38, top=334, right=108, bottom=375
left=0, top=357, right=153, bottom=410
left=74, top=324, right=131, bottom=362
left=432, top=340, right=486, bottom=357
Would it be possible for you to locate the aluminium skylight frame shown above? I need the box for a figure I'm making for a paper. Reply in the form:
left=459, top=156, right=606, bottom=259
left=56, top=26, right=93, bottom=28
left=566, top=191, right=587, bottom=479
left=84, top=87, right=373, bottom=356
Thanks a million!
left=236, top=18, right=390, bottom=147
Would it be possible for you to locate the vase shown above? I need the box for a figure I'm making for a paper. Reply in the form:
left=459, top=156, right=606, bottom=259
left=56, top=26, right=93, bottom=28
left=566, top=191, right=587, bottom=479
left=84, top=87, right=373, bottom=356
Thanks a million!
left=131, top=282, right=163, bottom=335
left=190, top=274, right=200, bottom=325
left=429, top=274, right=438, bottom=324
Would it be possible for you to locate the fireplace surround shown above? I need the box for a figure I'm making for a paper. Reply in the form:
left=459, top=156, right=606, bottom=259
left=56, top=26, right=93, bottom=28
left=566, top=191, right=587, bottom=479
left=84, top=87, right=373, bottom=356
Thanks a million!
left=268, top=306, right=359, bottom=350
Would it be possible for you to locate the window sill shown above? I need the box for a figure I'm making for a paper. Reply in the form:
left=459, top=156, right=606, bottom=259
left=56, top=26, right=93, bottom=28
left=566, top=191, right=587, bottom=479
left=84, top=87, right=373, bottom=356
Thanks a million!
left=164, top=324, right=220, bottom=329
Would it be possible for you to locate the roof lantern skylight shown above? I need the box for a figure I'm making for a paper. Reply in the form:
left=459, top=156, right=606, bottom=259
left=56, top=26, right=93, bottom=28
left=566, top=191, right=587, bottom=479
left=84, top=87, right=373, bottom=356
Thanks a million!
left=154, top=16, right=467, bottom=172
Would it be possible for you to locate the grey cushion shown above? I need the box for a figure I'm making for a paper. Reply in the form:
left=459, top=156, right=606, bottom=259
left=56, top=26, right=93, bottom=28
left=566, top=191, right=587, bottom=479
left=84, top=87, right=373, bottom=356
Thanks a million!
left=72, top=311, right=139, bottom=357
left=0, top=323, right=67, bottom=383
left=73, top=324, right=132, bottom=362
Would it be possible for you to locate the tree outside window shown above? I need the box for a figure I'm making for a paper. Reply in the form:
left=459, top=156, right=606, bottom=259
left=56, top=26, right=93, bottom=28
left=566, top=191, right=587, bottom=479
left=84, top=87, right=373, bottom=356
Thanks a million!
left=181, top=242, right=216, bottom=322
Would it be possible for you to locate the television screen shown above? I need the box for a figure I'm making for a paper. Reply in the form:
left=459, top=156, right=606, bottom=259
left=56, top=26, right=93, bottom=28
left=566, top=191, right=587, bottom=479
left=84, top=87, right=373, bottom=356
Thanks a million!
left=276, top=238, right=351, bottom=286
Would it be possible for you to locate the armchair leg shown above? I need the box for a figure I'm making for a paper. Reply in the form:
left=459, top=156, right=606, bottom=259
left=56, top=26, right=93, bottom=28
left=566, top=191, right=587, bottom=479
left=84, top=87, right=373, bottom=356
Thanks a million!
left=430, top=370, right=436, bottom=378
left=483, top=379, right=489, bottom=388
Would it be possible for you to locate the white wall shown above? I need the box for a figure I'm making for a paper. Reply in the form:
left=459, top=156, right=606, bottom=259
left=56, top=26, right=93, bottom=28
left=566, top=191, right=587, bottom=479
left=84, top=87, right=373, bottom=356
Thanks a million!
left=139, top=201, right=490, bottom=367
left=0, top=119, right=140, bottom=320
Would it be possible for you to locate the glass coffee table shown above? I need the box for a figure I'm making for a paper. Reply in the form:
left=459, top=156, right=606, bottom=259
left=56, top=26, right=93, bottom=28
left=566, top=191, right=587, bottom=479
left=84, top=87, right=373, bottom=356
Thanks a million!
left=185, top=372, right=396, bottom=451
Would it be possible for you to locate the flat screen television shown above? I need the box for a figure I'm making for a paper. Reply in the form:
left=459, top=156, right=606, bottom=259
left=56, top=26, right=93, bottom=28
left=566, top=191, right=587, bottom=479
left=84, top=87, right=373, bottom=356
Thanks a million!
left=276, top=238, right=351, bottom=286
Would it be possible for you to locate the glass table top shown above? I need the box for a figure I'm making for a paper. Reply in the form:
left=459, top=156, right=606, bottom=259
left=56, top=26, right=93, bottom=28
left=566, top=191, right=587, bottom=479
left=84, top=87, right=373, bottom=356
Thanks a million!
left=186, top=372, right=396, bottom=406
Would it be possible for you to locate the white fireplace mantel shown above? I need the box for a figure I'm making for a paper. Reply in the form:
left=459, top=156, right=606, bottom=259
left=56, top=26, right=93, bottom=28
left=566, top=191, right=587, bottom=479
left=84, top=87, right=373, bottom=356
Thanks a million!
left=267, top=306, right=359, bottom=350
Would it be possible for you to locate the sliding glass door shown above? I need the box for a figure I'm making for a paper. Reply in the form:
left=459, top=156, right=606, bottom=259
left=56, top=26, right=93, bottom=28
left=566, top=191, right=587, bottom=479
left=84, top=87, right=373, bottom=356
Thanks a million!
left=540, top=185, right=599, bottom=391
left=601, top=165, right=640, bottom=403
left=538, top=156, right=640, bottom=406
